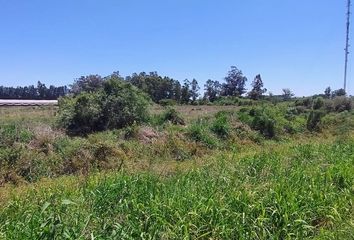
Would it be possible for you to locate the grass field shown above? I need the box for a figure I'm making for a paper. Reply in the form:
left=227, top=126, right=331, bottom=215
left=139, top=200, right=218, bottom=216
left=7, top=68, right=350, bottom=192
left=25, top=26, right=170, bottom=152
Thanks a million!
left=0, top=104, right=353, bottom=239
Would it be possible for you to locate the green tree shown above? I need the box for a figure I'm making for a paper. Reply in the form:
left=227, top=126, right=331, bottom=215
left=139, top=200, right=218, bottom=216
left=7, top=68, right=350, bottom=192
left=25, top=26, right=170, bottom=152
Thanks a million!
left=204, top=79, right=221, bottom=102
left=282, top=88, right=294, bottom=100
left=181, top=79, right=191, bottom=104
left=190, top=79, right=200, bottom=103
left=248, top=74, right=267, bottom=100
left=324, top=86, right=331, bottom=99
left=58, top=77, right=150, bottom=135
left=222, top=66, right=247, bottom=97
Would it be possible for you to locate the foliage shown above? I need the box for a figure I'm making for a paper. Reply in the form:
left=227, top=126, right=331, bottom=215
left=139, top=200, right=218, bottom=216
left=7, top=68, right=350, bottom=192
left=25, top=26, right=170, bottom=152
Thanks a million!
left=333, top=96, right=352, bottom=112
left=58, top=77, right=150, bottom=135
left=250, top=109, right=276, bottom=138
left=1, top=139, right=353, bottom=239
left=210, top=111, right=230, bottom=138
left=70, top=74, right=105, bottom=94
left=160, top=108, right=185, bottom=125
left=204, top=79, right=221, bottom=102
left=187, top=120, right=218, bottom=148
left=307, top=110, right=324, bottom=132
left=190, top=79, right=200, bottom=103
left=312, top=97, right=324, bottom=110
left=324, top=86, right=331, bottom=99
left=159, top=99, right=177, bottom=106
left=127, top=71, right=182, bottom=103
left=282, top=88, right=294, bottom=100
left=0, top=81, right=68, bottom=100
left=221, top=66, right=248, bottom=97
left=248, top=74, right=267, bottom=100
left=332, top=88, right=346, bottom=97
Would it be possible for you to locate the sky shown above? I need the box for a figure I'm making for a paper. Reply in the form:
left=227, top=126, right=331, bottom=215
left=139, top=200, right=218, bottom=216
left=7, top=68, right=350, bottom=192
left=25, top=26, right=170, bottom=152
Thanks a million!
left=0, top=0, right=352, bottom=96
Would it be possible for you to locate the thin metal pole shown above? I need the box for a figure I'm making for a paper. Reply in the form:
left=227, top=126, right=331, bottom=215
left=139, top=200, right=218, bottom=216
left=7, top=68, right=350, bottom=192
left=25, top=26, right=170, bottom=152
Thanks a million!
left=344, top=0, right=351, bottom=92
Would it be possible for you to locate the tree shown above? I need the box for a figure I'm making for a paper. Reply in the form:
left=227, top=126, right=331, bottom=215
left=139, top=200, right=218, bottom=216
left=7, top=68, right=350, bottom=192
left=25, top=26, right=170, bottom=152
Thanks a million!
left=282, top=88, right=294, bottom=100
left=190, top=79, right=200, bottom=102
left=332, top=88, right=346, bottom=97
left=222, top=66, right=247, bottom=97
left=181, top=79, right=191, bottom=104
left=58, top=77, right=150, bottom=135
left=204, top=79, right=221, bottom=102
left=248, top=74, right=267, bottom=100
left=71, top=74, right=104, bottom=94
left=324, top=86, right=331, bottom=99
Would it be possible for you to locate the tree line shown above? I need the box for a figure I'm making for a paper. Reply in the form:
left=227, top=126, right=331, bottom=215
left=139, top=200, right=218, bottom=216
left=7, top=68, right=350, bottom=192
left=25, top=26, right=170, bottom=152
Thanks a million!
left=0, top=66, right=347, bottom=101
left=0, top=81, right=68, bottom=100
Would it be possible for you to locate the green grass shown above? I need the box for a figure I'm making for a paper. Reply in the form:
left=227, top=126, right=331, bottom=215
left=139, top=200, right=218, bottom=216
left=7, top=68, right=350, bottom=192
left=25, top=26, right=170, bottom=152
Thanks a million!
left=1, top=103, right=354, bottom=239
left=0, top=138, right=353, bottom=239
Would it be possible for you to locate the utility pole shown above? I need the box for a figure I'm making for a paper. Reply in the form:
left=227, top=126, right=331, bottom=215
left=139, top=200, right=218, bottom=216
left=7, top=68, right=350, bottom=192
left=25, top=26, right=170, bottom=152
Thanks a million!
left=344, top=0, right=351, bottom=92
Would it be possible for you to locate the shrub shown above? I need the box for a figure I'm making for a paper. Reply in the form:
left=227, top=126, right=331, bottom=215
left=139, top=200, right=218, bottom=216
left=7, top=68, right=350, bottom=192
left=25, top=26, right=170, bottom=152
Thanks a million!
left=252, top=113, right=276, bottom=139
left=210, top=111, right=230, bottom=138
left=187, top=120, right=218, bottom=148
left=159, top=99, right=177, bottom=106
left=58, top=78, right=150, bottom=135
left=333, top=97, right=352, bottom=112
left=306, top=110, right=324, bottom=132
left=313, top=97, right=324, bottom=110
left=162, top=108, right=185, bottom=125
left=245, top=108, right=276, bottom=139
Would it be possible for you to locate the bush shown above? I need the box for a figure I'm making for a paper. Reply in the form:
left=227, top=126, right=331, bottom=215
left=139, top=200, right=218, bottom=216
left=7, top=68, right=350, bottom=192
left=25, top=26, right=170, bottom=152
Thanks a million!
left=313, top=97, right=324, bottom=110
left=306, top=110, right=324, bottom=132
left=210, top=111, right=230, bottom=138
left=58, top=78, right=150, bottom=135
left=159, top=99, right=177, bottom=106
left=252, top=113, right=276, bottom=139
left=187, top=120, right=218, bottom=148
left=333, top=97, right=352, bottom=112
left=162, top=108, right=185, bottom=125
left=245, top=108, right=276, bottom=139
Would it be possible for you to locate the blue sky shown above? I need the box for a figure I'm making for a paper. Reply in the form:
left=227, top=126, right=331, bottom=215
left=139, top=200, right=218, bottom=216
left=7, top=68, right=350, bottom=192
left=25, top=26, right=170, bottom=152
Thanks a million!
left=0, top=0, right=352, bottom=96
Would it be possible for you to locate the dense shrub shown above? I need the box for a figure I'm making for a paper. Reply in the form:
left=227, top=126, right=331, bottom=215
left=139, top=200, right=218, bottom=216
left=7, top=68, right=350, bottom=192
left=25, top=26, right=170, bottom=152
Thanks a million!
left=295, top=98, right=312, bottom=108
left=312, top=97, right=324, bottom=110
left=187, top=120, right=218, bottom=148
left=210, top=111, right=230, bottom=138
left=333, top=97, right=352, bottom=112
left=159, top=99, right=177, bottom=106
left=161, top=108, right=185, bottom=125
left=252, top=112, right=276, bottom=139
left=306, top=110, right=324, bottom=132
left=58, top=78, right=150, bottom=135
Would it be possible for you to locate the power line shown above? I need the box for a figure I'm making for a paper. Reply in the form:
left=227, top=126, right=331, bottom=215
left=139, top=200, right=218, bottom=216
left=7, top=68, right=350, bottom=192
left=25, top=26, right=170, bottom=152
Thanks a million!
left=344, top=0, right=351, bottom=92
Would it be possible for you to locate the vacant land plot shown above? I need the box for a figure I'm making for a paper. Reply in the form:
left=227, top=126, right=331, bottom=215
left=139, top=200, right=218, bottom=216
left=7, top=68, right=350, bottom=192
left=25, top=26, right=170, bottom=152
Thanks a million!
left=0, top=103, right=353, bottom=239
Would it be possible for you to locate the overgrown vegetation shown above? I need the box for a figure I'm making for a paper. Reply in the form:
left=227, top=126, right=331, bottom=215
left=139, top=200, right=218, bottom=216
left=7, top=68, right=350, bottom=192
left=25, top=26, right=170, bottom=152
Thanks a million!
left=0, top=92, right=353, bottom=238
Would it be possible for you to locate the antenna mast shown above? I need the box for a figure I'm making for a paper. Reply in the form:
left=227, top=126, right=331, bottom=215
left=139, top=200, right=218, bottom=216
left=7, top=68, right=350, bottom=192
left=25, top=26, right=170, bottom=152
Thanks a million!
left=344, top=0, right=351, bottom=92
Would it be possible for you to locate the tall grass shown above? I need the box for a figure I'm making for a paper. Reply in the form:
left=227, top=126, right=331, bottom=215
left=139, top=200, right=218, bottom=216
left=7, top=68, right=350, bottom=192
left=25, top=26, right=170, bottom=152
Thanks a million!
left=1, top=139, right=353, bottom=239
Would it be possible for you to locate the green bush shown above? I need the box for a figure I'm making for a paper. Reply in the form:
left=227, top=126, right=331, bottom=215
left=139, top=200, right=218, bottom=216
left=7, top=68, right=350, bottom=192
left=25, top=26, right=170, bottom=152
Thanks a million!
left=161, top=108, right=185, bottom=125
left=210, top=111, right=230, bottom=138
left=312, top=97, right=324, bottom=110
left=58, top=78, right=150, bottom=135
left=306, top=110, right=324, bottom=132
left=187, top=120, right=218, bottom=148
left=333, top=97, right=352, bottom=112
left=159, top=99, right=177, bottom=106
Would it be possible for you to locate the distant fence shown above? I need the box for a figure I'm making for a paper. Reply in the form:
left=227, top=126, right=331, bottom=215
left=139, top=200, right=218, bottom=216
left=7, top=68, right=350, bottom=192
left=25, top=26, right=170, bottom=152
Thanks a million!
left=0, top=99, right=58, bottom=106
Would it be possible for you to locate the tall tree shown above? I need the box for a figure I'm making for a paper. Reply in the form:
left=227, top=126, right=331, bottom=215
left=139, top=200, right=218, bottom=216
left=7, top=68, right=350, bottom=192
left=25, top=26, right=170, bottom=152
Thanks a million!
left=282, top=88, right=294, bottom=100
left=190, top=79, right=200, bottom=102
left=204, top=79, right=221, bottom=102
left=71, top=75, right=104, bottom=94
left=324, top=86, right=331, bottom=99
left=181, top=79, right=191, bottom=104
left=222, top=66, right=247, bottom=97
left=248, top=74, right=267, bottom=100
left=332, top=88, right=346, bottom=97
